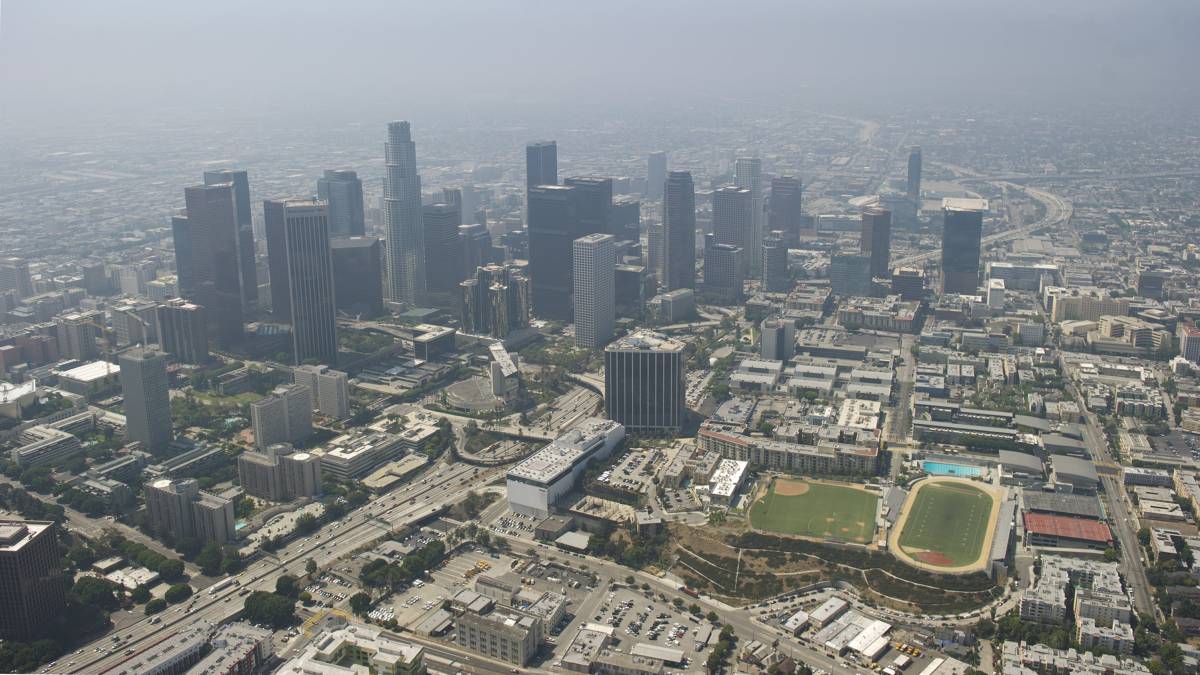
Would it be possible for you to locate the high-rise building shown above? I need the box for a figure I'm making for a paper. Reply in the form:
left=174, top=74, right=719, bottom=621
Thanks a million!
left=830, top=252, right=872, bottom=297
left=610, top=196, right=641, bottom=241
left=54, top=310, right=103, bottom=360
left=646, top=221, right=665, bottom=285
left=157, top=298, right=209, bottom=364
left=251, top=384, right=313, bottom=449
left=527, top=184, right=578, bottom=321
left=0, top=258, right=34, bottom=299
left=646, top=151, right=667, bottom=200
left=330, top=236, right=384, bottom=318
left=761, top=230, right=789, bottom=293
left=573, top=234, right=616, bottom=349
left=422, top=203, right=464, bottom=305
left=144, top=478, right=235, bottom=544
left=1179, top=324, right=1200, bottom=364
left=237, top=443, right=322, bottom=502
left=203, top=169, right=258, bottom=312
left=663, top=171, right=696, bottom=291
left=525, top=141, right=558, bottom=189
left=907, top=147, right=923, bottom=203
left=119, top=348, right=173, bottom=453
left=940, top=198, right=986, bottom=295
left=703, top=234, right=744, bottom=303
left=460, top=263, right=531, bottom=339
left=614, top=264, right=652, bottom=320
left=176, top=182, right=245, bottom=348
left=860, top=206, right=892, bottom=279
left=293, top=364, right=350, bottom=420
left=734, top=158, right=764, bottom=275
left=0, top=521, right=66, bottom=641
left=564, top=176, right=613, bottom=238
left=768, top=176, right=804, bottom=245
left=265, top=198, right=338, bottom=365
left=604, top=330, right=685, bottom=435
left=383, top=121, right=425, bottom=305
left=110, top=299, right=159, bottom=346
left=317, top=169, right=366, bottom=237
left=712, top=186, right=753, bottom=277
left=760, top=317, right=795, bottom=361
left=459, top=223, right=494, bottom=280
left=892, top=267, right=927, bottom=301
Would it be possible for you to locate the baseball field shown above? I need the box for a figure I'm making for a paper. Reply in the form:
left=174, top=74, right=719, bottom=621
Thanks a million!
left=748, top=477, right=878, bottom=544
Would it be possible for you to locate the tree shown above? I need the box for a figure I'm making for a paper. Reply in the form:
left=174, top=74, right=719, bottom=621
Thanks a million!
left=276, top=575, right=298, bottom=598
left=130, top=585, right=151, bottom=604
left=299, top=591, right=313, bottom=605
left=349, top=592, right=371, bottom=615
left=706, top=611, right=719, bottom=623
left=158, top=558, right=185, bottom=581
left=243, top=591, right=295, bottom=628
left=295, top=513, right=319, bottom=535
left=165, top=583, right=193, bottom=604
left=145, top=598, right=167, bottom=615
left=1103, top=548, right=1119, bottom=563
left=73, top=576, right=120, bottom=611
left=689, top=603, right=702, bottom=615
left=1138, top=527, right=1152, bottom=547
left=195, top=542, right=223, bottom=576
left=306, top=558, right=317, bottom=576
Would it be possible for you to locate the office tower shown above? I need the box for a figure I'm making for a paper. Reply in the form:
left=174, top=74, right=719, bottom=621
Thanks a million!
left=527, top=184, right=578, bottom=321
left=0, top=258, right=34, bottom=298
left=1136, top=267, right=1170, bottom=300
left=251, top=384, right=313, bottom=449
left=383, top=121, right=425, bottom=305
left=907, top=147, right=922, bottom=203
left=573, top=234, right=616, bottom=349
left=712, top=186, right=753, bottom=277
left=830, top=252, right=872, bottom=297
left=265, top=198, right=338, bottom=365
left=238, top=443, right=322, bottom=502
left=156, top=298, right=209, bottom=364
left=703, top=234, right=745, bottom=303
left=525, top=141, right=558, bottom=189
left=940, top=198, right=986, bottom=295
left=144, top=478, right=235, bottom=544
left=610, top=196, right=641, bottom=241
left=203, top=169, right=258, bottom=312
left=662, top=171, right=696, bottom=291
left=768, top=176, right=804, bottom=245
left=761, top=231, right=789, bottom=293
left=564, top=176, right=613, bottom=238
left=760, top=317, right=795, bottom=361
left=293, top=364, right=350, bottom=420
left=459, top=224, right=494, bottom=279
left=615, top=264, right=651, bottom=320
left=111, top=299, right=159, bottom=346
left=422, top=203, right=463, bottom=304
left=647, top=151, right=667, bottom=200
left=317, top=169, right=366, bottom=237
left=54, top=310, right=103, bottom=360
left=892, top=268, right=926, bottom=301
left=81, top=262, right=111, bottom=296
left=119, top=348, right=173, bottom=453
left=176, top=183, right=245, bottom=348
left=646, top=221, right=665, bottom=286
left=860, top=207, right=892, bottom=279
left=604, top=330, right=685, bottom=435
left=734, top=158, right=764, bottom=275
left=460, top=263, right=531, bottom=338
left=0, top=521, right=66, bottom=641
left=330, top=236, right=384, bottom=318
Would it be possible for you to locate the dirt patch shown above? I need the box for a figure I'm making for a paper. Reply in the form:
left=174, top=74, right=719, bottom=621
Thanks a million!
left=773, top=478, right=810, bottom=497
left=915, top=551, right=954, bottom=566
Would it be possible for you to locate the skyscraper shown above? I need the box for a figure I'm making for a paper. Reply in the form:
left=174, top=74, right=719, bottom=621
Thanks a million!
left=0, top=258, right=34, bottom=299
left=647, top=151, right=667, bottom=200
left=176, top=182, right=245, bottom=348
left=460, top=263, right=531, bottom=338
left=646, top=221, right=665, bottom=286
left=760, top=317, right=795, bottom=361
left=156, top=298, right=209, bottom=364
left=119, top=348, right=173, bottom=453
left=264, top=199, right=338, bottom=365
left=830, top=252, right=872, bottom=297
left=422, top=203, right=464, bottom=305
left=761, top=231, right=789, bottom=293
left=251, top=384, right=313, bottom=449
left=712, top=186, right=753, bottom=277
left=940, top=198, right=987, bottom=295
left=734, top=158, right=764, bottom=275
left=203, top=169, right=258, bottom=312
left=702, top=234, right=744, bottom=303
left=293, top=364, right=350, bottom=420
left=610, top=196, right=641, bottom=241
left=459, top=223, right=494, bottom=279
left=768, top=176, right=804, bottom=245
left=525, top=141, right=558, bottom=189
left=573, top=234, right=616, bottom=349
left=860, top=207, right=892, bottom=279
left=527, top=184, right=578, bottom=321
left=907, top=147, right=922, bottom=204
left=317, top=169, right=366, bottom=237
left=383, top=121, right=425, bottom=305
left=662, top=171, right=696, bottom=291
left=0, top=521, right=66, bottom=641
left=604, top=330, right=685, bottom=435
left=563, top=176, right=613, bottom=238
left=330, top=236, right=384, bottom=318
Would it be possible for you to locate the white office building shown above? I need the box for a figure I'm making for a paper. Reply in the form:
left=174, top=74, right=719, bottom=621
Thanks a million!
left=506, top=419, right=625, bottom=518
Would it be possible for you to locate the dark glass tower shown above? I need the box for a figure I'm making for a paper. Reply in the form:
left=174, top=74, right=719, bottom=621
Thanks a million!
left=317, top=169, right=366, bottom=237
left=712, top=186, right=753, bottom=277
left=563, top=176, right=613, bottom=238
left=647, top=151, right=667, bottom=200
left=526, top=141, right=558, bottom=189
left=860, top=206, right=892, bottom=279
left=422, top=203, right=464, bottom=305
left=662, top=171, right=696, bottom=291
left=176, top=183, right=245, bottom=348
left=265, top=199, right=338, bottom=365
left=203, top=169, right=258, bottom=311
left=527, top=184, right=578, bottom=321
left=384, top=121, right=424, bottom=305
left=330, top=237, right=384, bottom=318
left=907, top=146, right=922, bottom=203
left=768, top=176, right=803, bottom=246
left=940, top=200, right=985, bottom=295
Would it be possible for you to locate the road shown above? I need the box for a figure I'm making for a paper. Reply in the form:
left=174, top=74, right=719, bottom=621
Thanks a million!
left=71, top=461, right=502, bottom=674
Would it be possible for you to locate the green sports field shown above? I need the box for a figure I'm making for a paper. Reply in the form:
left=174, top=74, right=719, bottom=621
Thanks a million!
left=897, top=482, right=994, bottom=567
left=748, top=479, right=878, bottom=543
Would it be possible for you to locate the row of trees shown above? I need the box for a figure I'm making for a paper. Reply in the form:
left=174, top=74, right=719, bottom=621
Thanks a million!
left=360, top=540, right=447, bottom=590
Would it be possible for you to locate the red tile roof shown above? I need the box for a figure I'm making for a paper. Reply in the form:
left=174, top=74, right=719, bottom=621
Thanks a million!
left=1023, top=512, right=1112, bottom=544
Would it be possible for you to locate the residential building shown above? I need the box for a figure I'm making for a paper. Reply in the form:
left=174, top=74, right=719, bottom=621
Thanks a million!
left=238, top=443, right=322, bottom=502
left=144, top=478, right=235, bottom=544
left=293, top=364, right=350, bottom=419
left=251, top=384, right=313, bottom=449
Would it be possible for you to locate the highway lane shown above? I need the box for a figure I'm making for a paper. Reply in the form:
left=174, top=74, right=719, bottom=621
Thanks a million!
left=75, top=461, right=500, bottom=674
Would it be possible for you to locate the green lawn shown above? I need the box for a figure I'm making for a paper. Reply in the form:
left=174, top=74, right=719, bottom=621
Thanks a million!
left=897, top=482, right=993, bottom=567
left=748, top=480, right=878, bottom=543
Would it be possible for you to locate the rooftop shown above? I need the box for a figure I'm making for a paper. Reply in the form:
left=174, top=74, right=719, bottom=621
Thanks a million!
left=606, top=329, right=684, bottom=353
left=1023, top=512, right=1112, bottom=544
left=943, top=197, right=989, bottom=212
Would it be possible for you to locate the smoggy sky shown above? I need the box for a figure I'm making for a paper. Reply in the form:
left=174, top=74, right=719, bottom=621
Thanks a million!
left=2, top=0, right=1198, bottom=131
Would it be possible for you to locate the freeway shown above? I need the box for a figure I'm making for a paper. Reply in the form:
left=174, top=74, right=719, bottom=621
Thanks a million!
left=74, top=461, right=502, bottom=674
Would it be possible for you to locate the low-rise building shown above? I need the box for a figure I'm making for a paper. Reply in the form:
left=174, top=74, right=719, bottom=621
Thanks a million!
left=276, top=622, right=424, bottom=675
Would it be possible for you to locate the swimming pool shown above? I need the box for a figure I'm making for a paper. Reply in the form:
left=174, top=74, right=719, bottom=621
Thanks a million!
left=923, top=460, right=982, bottom=477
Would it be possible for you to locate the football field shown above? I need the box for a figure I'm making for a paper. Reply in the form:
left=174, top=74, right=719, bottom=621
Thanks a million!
left=749, top=478, right=878, bottom=544
left=896, top=481, right=994, bottom=568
